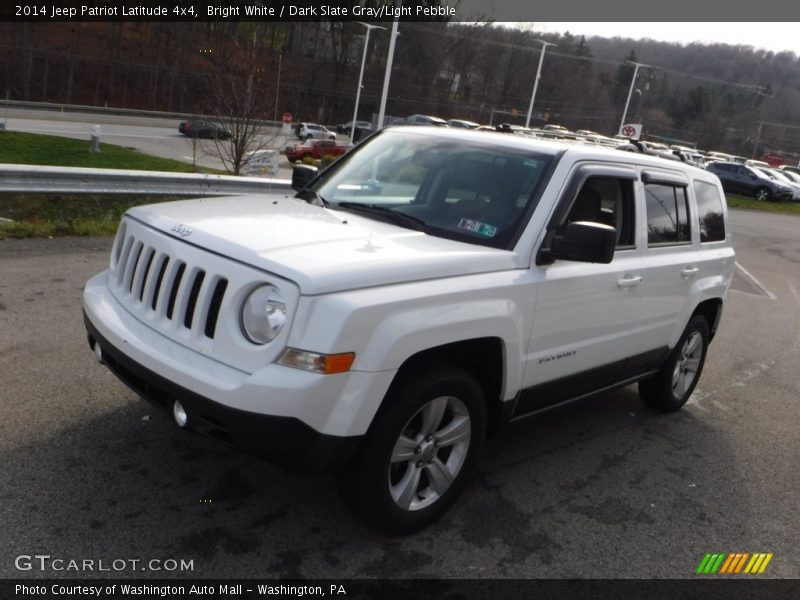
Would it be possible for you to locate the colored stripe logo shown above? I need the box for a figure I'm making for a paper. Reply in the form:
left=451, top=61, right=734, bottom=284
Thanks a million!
left=696, top=553, right=773, bottom=574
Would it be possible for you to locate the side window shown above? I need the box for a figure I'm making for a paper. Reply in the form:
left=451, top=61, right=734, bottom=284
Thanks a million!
left=565, top=176, right=636, bottom=249
left=693, top=180, right=726, bottom=242
left=645, top=183, right=691, bottom=245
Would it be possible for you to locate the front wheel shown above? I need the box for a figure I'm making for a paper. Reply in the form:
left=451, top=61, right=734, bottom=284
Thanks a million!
left=755, top=187, right=770, bottom=201
left=639, top=315, right=709, bottom=412
left=338, top=365, right=486, bottom=534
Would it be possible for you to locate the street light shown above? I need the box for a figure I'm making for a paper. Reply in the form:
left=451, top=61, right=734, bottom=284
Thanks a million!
left=377, top=1, right=402, bottom=130
left=619, top=60, right=651, bottom=136
left=525, top=40, right=557, bottom=129
left=350, top=22, right=386, bottom=144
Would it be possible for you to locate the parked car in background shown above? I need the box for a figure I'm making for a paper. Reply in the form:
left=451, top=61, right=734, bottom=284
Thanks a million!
left=779, top=164, right=800, bottom=176
left=776, top=168, right=800, bottom=185
left=541, top=124, right=571, bottom=133
left=178, top=120, right=230, bottom=140
left=753, top=166, right=800, bottom=200
left=745, top=159, right=771, bottom=169
left=405, top=114, right=448, bottom=126
left=336, top=120, right=371, bottom=135
left=705, top=151, right=735, bottom=164
left=285, top=139, right=347, bottom=163
left=706, top=161, right=794, bottom=201
left=295, top=122, right=336, bottom=141
left=447, top=119, right=480, bottom=129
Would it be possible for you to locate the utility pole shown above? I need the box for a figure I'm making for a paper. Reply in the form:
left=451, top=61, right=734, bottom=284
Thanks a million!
left=351, top=22, right=385, bottom=144
left=377, top=1, right=401, bottom=130
left=273, top=52, right=282, bottom=126
left=525, top=41, right=557, bottom=129
left=619, top=61, right=650, bottom=135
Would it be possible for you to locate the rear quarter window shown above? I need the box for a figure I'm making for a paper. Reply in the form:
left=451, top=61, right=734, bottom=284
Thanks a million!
left=693, top=180, right=726, bottom=243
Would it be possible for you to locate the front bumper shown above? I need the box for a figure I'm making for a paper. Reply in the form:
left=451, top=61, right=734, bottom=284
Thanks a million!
left=81, top=270, right=398, bottom=474
left=84, top=312, right=361, bottom=474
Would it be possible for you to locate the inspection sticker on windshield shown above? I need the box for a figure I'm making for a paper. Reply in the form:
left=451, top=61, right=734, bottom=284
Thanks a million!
left=458, top=218, right=497, bottom=238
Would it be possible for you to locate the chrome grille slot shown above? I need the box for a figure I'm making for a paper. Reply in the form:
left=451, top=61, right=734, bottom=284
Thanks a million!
left=115, top=236, right=134, bottom=287
left=165, top=262, right=186, bottom=321
left=127, top=243, right=144, bottom=294
left=183, top=270, right=206, bottom=330
left=136, top=249, right=156, bottom=302
left=150, top=255, right=169, bottom=311
left=204, top=278, right=227, bottom=339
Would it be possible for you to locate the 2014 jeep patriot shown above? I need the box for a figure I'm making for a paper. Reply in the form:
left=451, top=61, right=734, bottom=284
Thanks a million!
left=83, top=127, right=735, bottom=533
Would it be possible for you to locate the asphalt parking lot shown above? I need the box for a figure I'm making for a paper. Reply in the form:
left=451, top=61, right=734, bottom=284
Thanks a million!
left=1, top=209, right=798, bottom=580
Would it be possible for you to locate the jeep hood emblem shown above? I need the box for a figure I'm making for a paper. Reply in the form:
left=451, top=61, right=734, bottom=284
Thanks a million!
left=171, top=224, right=193, bottom=237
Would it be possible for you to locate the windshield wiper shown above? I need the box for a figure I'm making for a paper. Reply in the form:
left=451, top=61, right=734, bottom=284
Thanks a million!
left=335, top=202, right=427, bottom=232
left=295, top=189, right=329, bottom=207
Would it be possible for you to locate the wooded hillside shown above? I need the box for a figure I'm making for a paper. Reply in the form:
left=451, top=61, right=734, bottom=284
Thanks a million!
left=2, top=21, right=799, bottom=157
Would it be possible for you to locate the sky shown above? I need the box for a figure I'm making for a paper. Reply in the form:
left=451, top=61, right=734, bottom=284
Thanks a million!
left=535, top=23, right=800, bottom=56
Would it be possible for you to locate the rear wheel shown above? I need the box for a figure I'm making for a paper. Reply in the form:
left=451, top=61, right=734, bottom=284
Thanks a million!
left=639, top=315, right=709, bottom=412
left=755, top=187, right=770, bottom=201
left=338, top=365, right=486, bottom=534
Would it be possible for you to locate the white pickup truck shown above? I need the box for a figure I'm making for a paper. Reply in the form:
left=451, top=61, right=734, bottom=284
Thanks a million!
left=83, top=127, right=734, bottom=533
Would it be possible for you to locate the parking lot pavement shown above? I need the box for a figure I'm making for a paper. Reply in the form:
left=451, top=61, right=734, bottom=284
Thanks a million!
left=1, top=210, right=798, bottom=579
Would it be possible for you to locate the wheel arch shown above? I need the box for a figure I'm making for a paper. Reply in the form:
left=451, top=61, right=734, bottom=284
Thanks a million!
left=387, top=337, right=507, bottom=435
left=691, top=298, right=723, bottom=342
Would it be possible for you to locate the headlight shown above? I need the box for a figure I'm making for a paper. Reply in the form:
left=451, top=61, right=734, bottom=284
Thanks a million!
left=240, top=284, right=287, bottom=344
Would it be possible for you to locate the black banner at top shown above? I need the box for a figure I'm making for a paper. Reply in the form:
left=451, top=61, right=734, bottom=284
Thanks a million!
left=5, top=0, right=800, bottom=22
left=4, top=0, right=462, bottom=23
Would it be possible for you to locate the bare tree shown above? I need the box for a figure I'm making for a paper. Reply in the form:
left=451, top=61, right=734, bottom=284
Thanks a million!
left=203, top=35, right=276, bottom=175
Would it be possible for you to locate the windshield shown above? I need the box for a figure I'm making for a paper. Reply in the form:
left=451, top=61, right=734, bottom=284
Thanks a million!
left=311, top=129, right=556, bottom=249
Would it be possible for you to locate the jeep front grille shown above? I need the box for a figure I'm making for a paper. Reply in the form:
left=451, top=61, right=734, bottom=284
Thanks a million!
left=107, top=216, right=298, bottom=374
left=111, top=231, right=227, bottom=341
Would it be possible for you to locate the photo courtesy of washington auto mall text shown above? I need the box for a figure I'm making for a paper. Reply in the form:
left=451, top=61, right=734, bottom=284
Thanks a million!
left=14, top=582, right=348, bottom=598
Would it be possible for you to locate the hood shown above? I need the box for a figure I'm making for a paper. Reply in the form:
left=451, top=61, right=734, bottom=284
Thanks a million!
left=126, top=194, right=517, bottom=295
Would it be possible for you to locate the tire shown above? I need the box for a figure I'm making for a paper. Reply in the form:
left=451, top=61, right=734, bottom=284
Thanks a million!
left=337, top=365, right=486, bottom=535
left=287, top=158, right=296, bottom=163
left=755, top=187, right=770, bottom=201
left=638, top=315, right=709, bottom=412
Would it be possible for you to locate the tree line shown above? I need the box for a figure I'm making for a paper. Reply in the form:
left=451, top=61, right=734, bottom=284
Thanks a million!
left=2, top=20, right=800, bottom=158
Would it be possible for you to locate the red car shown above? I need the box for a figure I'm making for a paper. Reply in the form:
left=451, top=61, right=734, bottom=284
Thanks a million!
left=285, top=139, right=347, bottom=163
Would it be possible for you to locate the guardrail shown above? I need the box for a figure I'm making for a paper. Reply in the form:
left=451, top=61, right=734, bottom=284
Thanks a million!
left=0, top=164, right=292, bottom=196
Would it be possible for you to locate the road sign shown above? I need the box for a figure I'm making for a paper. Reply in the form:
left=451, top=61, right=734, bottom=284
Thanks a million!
left=619, top=123, right=642, bottom=139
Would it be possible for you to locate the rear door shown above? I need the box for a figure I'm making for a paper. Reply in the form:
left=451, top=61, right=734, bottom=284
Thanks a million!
left=634, top=168, right=701, bottom=353
left=519, top=163, right=650, bottom=415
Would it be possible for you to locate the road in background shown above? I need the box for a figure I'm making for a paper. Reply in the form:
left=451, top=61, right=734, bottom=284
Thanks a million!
left=1, top=214, right=798, bottom=577
left=2, top=108, right=316, bottom=176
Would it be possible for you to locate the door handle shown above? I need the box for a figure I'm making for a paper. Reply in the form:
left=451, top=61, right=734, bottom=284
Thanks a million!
left=617, top=275, right=642, bottom=288
left=681, top=266, right=700, bottom=277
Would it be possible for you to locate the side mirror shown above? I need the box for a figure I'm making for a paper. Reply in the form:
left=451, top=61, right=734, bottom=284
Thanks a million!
left=547, top=221, right=617, bottom=264
left=291, top=164, right=318, bottom=190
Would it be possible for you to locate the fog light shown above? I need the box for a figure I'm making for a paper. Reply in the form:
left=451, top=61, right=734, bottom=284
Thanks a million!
left=94, top=343, right=104, bottom=364
left=172, top=400, right=188, bottom=428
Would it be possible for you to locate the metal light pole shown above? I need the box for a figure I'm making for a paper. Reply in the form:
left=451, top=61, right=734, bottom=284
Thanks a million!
left=273, top=52, right=282, bottom=126
left=351, top=22, right=385, bottom=144
left=525, top=41, right=557, bottom=129
left=619, top=61, right=650, bottom=135
left=377, top=2, right=401, bottom=130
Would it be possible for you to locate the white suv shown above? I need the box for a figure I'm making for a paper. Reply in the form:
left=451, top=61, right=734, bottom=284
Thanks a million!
left=295, top=122, right=336, bottom=141
left=83, top=127, right=734, bottom=533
